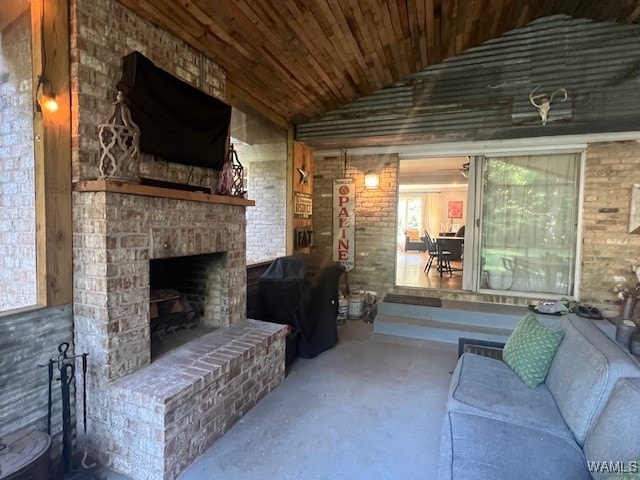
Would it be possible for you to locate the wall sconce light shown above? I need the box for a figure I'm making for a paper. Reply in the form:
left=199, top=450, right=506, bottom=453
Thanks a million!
left=36, top=76, right=59, bottom=113
left=364, top=171, right=380, bottom=189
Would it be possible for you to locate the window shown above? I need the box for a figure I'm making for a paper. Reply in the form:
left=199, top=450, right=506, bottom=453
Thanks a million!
left=230, top=107, right=288, bottom=264
left=0, top=2, right=37, bottom=311
left=477, top=154, right=580, bottom=297
left=398, top=196, right=422, bottom=233
left=1, top=0, right=72, bottom=312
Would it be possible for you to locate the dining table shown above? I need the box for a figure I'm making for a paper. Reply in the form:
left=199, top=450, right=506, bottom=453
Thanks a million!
left=434, top=236, right=464, bottom=276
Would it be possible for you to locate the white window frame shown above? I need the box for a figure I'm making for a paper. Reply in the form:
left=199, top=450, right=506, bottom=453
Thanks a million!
left=466, top=150, right=585, bottom=300
left=390, top=139, right=589, bottom=299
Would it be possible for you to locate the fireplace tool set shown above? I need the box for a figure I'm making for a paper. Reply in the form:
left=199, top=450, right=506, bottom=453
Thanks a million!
left=40, top=342, right=96, bottom=479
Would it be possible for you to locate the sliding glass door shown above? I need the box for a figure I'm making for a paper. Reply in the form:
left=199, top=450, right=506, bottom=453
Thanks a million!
left=475, top=153, right=581, bottom=297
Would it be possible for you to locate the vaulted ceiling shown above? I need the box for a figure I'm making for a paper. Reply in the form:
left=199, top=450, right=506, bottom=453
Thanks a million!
left=117, top=0, right=640, bottom=124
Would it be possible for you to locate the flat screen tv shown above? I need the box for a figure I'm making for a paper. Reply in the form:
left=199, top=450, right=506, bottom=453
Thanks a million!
left=116, top=51, right=231, bottom=170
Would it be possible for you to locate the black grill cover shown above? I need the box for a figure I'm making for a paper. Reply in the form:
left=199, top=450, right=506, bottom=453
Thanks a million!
left=116, top=51, right=231, bottom=170
left=259, top=254, right=344, bottom=359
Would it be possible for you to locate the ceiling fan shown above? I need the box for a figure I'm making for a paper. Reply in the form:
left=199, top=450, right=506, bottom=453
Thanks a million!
left=434, top=162, right=470, bottom=178
left=460, top=162, right=470, bottom=178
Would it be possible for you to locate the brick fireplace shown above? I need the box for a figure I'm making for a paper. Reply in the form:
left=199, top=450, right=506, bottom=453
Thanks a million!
left=72, top=181, right=286, bottom=479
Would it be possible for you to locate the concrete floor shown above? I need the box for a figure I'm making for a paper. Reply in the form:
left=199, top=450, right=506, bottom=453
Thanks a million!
left=101, top=320, right=458, bottom=480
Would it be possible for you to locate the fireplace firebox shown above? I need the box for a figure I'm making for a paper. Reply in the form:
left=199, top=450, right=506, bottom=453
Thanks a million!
left=149, top=253, right=225, bottom=359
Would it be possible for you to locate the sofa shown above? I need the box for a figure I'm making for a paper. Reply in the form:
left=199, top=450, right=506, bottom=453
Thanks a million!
left=439, top=315, right=640, bottom=480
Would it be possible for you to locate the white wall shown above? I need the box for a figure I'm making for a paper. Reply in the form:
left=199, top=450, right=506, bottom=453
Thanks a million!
left=438, top=189, right=467, bottom=232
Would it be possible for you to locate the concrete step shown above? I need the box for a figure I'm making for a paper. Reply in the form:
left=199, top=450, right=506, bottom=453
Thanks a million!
left=374, top=297, right=564, bottom=345
left=377, top=298, right=531, bottom=330
left=374, top=296, right=618, bottom=345
left=374, top=313, right=513, bottom=345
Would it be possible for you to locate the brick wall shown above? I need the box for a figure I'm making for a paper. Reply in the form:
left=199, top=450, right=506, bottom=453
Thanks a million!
left=246, top=159, right=287, bottom=264
left=313, top=154, right=398, bottom=296
left=70, top=0, right=225, bottom=188
left=0, top=306, right=74, bottom=461
left=580, top=141, right=640, bottom=308
left=0, top=11, right=37, bottom=310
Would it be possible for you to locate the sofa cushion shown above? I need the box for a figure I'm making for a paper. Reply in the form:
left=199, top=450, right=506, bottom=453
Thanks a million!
left=447, top=353, right=573, bottom=439
left=583, top=377, right=640, bottom=480
left=438, top=411, right=591, bottom=480
left=503, top=313, right=564, bottom=387
left=546, top=315, right=640, bottom=446
left=406, top=229, right=420, bottom=240
left=607, top=473, right=640, bottom=480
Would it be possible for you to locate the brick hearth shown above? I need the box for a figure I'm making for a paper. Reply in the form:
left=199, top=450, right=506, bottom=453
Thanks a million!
left=72, top=183, right=286, bottom=480
left=109, top=320, right=285, bottom=478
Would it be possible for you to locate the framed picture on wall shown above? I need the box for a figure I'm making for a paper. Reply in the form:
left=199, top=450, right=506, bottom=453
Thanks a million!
left=448, top=200, right=463, bottom=219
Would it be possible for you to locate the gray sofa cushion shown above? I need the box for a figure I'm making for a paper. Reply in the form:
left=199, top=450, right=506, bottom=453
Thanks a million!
left=546, top=315, right=640, bottom=445
left=447, top=353, right=573, bottom=439
left=439, top=411, right=591, bottom=480
left=583, top=377, right=640, bottom=479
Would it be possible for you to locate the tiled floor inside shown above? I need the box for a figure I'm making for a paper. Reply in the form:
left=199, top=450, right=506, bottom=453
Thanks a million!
left=395, top=250, right=463, bottom=290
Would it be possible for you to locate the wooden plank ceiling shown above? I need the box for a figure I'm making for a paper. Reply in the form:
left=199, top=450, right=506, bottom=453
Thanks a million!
left=116, top=0, right=640, bottom=124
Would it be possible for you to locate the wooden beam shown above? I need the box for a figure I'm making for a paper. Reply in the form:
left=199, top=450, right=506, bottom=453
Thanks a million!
left=626, top=3, right=640, bottom=22
left=285, top=125, right=295, bottom=254
left=73, top=180, right=256, bottom=206
left=31, top=0, right=72, bottom=306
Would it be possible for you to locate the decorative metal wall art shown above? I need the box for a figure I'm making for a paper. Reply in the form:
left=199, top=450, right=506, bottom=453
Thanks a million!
left=217, top=144, right=246, bottom=197
left=98, top=91, right=141, bottom=182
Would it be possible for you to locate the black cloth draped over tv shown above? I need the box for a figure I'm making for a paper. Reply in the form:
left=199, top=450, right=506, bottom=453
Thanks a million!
left=116, top=51, right=231, bottom=170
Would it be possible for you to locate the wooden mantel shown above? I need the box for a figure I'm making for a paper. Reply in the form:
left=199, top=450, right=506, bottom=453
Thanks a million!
left=73, top=180, right=255, bottom=207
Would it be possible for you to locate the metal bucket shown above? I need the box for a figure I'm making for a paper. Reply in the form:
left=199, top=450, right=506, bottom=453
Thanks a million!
left=348, top=292, right=364, bottom=319
left=337, top=295, right=349, bottom=324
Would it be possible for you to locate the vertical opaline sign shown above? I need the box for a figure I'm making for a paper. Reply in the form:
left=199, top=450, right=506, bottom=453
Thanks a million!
left=333, top=179, right=355, bottom=270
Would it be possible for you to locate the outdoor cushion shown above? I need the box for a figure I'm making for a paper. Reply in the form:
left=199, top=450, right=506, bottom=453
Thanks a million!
left=438, top=411, right=591, bottom=480
left=447, top=353, right=573, bottom=439
left=584, top=377, right=640, bottom=480
left=502, top=313, right=564, bottom=388
left=546, top=315, right=640, bottom=445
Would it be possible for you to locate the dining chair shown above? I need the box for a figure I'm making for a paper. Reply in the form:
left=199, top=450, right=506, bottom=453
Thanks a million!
left=424, top=233, right=452, bottom=275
